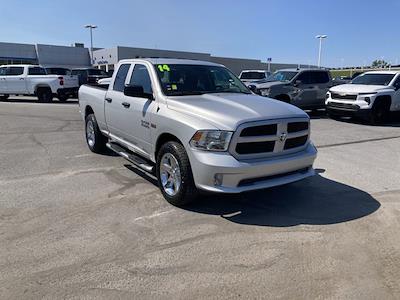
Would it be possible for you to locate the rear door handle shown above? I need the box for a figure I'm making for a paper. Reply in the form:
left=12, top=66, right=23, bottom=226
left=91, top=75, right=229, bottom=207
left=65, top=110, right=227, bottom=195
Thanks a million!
left=105, top=97, right=112, bottom=103
left=19, top=78, right=25, bottom=80
left=122, top=102, right=130, bottom=108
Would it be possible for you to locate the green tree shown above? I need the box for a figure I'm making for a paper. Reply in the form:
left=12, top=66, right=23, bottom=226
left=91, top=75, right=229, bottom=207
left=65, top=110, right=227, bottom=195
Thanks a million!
left=371, top=59, right=389, bottom=68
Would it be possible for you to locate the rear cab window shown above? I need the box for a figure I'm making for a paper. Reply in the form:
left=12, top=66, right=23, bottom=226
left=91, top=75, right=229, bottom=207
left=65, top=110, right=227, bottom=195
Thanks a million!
left=28, top=67, right=47, bottom=75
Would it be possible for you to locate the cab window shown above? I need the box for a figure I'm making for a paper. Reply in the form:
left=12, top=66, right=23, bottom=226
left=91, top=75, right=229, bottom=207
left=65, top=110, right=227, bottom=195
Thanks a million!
left=5, top=67, right=24, bottom=76
left=113, top=64, right=131, bottom=92
left=28, top=67, right=47, bottom=75
left=129, top=64, right=152, bottom=94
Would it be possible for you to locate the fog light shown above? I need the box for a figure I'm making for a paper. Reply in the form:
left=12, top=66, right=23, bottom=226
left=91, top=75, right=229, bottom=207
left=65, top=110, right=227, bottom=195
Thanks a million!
left=214, top=173, right=223, bottom=186
left=364, top=97, right=371, bottom=104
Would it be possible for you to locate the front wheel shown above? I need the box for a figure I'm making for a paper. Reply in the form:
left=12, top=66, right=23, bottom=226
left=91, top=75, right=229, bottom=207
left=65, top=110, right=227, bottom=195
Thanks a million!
left=0, top=94, right=9, bottom=101
left=369, top=101, right=389, bottom=125
left=85, top=114, right=107, bottom=153
left=156, top=142, right=198, bottom=206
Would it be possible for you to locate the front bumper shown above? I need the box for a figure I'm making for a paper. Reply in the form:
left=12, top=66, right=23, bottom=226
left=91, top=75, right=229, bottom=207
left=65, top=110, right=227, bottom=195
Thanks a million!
left=187, top=143, right=317, bottom=193
left=326, top=100, right=371, bottom=118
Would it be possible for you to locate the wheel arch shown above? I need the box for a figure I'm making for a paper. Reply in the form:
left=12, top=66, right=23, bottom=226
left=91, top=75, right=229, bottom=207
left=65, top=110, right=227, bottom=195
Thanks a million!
left=274, top=94, right=291, bottom=103
left=155, top=133, right=183, bottom=158
left=85, top=105, right=94, bottom=119
left=373, top=94, right=392, bottom=108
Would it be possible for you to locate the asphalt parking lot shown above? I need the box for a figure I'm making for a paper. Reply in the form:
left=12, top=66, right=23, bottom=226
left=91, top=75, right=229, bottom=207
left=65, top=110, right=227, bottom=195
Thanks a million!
left=1, top=97, right=400, bottom=299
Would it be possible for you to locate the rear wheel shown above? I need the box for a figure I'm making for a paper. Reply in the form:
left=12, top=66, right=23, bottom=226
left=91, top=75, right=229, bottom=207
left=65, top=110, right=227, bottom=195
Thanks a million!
left=85, top=113, right=107, bottom=153
left=156, top=141, right=198, bottom=206
left=37, top=88, right=53, bottom=103
left=0, top=94, right=9, bottom=101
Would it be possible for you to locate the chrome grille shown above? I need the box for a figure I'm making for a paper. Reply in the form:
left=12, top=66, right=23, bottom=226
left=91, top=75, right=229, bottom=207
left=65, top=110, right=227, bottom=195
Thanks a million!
left=330, top=92, right=357, bottom=100
left=230, top=118, right=310, bottom=160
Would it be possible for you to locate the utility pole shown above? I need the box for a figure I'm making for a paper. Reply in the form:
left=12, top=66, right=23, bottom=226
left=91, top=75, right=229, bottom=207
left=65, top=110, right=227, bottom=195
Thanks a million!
left=315, top=35, right=327, bottom=68
left=85, top=24, right=98, bottom=65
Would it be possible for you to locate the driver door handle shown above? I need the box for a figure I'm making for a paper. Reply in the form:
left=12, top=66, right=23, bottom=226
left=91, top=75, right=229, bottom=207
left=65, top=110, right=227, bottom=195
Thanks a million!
left=122, top=102, right=130, bottom=108
left=105, top=97, right=112, bottom=103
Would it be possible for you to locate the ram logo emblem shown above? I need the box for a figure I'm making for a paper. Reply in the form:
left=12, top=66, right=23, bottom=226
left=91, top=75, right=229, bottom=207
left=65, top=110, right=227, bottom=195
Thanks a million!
left=279, top=132, right=288, bottom=142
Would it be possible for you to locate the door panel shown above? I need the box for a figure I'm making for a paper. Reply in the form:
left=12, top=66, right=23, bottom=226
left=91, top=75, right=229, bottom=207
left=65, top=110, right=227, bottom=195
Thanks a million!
left=121, top=63, right=156, bottom=155
left=104, top=64, right=133, bottom=140
left=4, top=67, right=26, bottom=93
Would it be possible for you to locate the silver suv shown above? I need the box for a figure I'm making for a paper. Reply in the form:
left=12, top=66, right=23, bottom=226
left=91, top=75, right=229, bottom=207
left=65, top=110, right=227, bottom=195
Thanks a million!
left=250, top=69, right=333, bottom=110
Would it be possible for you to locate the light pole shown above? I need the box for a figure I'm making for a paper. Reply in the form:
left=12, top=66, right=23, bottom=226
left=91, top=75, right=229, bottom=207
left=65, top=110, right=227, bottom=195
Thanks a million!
left=85, top=24, right=97, bottom=65
left=315, top=35, right=327, bottom=68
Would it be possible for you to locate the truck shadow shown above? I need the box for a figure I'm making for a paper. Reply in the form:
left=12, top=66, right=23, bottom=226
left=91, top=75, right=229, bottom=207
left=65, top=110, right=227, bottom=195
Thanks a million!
left=185, top=171, right=381, bottom=227
left=1, top=98, right=79, bottom=105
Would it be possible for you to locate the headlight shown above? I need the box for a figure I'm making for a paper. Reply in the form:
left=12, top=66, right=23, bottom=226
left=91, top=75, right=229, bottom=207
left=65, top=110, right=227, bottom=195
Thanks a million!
left=259, top=88, right=270, bottom=96
left=190, top=130, right=233, bottom=151
left=326, top=92, right=330, bottom=99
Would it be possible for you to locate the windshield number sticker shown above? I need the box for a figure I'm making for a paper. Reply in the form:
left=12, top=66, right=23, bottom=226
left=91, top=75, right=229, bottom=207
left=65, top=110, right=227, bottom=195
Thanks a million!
left=157, top=64, right=170, bottom=72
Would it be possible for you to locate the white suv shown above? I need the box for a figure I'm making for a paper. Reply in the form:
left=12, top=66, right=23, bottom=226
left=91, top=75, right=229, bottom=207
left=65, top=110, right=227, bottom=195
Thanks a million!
left=326, top=71, right=400, bottom=123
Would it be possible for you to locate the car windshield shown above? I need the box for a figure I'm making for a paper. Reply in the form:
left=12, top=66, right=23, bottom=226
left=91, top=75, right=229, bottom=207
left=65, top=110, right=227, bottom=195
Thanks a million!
left=267, top=71, right=298, bottom=82
left=240, top=71, right=266, bottom=80
left=351, top=73, right=395, bottom=86
left=154, top=64, right=251, bottom=96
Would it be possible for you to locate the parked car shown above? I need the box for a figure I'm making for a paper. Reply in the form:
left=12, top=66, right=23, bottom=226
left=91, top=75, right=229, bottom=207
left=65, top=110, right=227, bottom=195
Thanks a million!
left=326, top=71, right=400, bottom=124
left=332, top=72, right=363, bottom=85
left=239, top=70, right=271, bottom=85
left=79, top=58, right=317, bottom=206
left=251, top=69, right=333, bottom=110
left=71, top=68, right=109, bottom=85
left=45, top=67, right=72, bottom=75
left=0, top=65, right=79, bottom=102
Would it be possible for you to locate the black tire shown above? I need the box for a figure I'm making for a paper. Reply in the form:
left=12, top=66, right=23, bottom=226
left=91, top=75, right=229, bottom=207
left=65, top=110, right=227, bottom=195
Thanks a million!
left=369, top=101, right=389, bottom=125
left=85, top=113, right=107, bottom=153
left=58, top=94, right=69, bottom=102
left=37, top=88, right=53, bottom=103
left=327, top=110, right=341, bottom=120
left=0, top=94, right=9, bottom=101
left=156, top=141, right=198, bottom=206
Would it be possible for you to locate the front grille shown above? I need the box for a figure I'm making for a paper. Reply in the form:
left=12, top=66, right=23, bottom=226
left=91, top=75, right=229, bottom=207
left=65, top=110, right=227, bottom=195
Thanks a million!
left=231, top=118, right=310, bottom=159
left=327, top=102, right=359, bottom=111
left=236, top=141, right=275, bottom=154
left=238, top=167, right=310, bottom=187
left=330, top=92, right=357, bottom=100
left=284, top=135, right=308, bottom=150
left=240, top=124, right=277, bottom=136
left=287, top=122, right=308, bottom=133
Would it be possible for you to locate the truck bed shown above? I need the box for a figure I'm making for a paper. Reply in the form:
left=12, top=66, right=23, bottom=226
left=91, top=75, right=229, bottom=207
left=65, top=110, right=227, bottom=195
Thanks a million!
left=78, top=84, right=108, bottom=130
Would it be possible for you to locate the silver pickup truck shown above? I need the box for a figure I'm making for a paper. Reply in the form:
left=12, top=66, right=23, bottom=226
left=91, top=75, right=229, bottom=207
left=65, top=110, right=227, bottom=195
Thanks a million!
left=79, top=58, right=317, bottom=206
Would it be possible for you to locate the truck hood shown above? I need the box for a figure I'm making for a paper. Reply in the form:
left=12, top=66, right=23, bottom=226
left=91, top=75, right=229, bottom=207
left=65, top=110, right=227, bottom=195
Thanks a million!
left=330, top=84, right=392, bottom=94
left=166, top=93, right=307, bottom=130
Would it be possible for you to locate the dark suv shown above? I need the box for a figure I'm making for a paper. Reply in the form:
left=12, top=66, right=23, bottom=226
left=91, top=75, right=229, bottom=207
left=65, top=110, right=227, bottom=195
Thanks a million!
left=71, top=68, right=109, bottom=85
left=251, top=69, right=333, bottom=110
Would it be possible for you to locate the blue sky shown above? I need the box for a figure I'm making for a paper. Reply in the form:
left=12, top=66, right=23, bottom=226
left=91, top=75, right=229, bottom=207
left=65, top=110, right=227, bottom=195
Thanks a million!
left=1, top=0, right=399, bottom=67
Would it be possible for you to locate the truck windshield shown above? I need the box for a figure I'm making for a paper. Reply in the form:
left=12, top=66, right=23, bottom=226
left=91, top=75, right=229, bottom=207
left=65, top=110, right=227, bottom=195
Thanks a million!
left=154, top=64, right=251, bottom=96
left=88, top=69, right=108, bottom=76
left=351, top=73, right=395, bottom=86
left=240, top=72, right=266, bottom=80
left=267, top=71, right=298, bottom=82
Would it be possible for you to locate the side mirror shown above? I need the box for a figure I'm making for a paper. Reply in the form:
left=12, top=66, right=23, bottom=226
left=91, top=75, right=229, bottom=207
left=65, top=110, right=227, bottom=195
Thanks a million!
left=248, top=84, right=257, bottom=93
left=294, top=80, right=302, bottom=87
left=124, top=85, right=154, bottom=100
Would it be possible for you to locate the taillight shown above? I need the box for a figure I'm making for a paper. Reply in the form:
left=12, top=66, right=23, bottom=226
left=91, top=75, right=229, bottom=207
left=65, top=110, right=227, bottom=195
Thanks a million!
left=58, top=76, right=64, bottom=86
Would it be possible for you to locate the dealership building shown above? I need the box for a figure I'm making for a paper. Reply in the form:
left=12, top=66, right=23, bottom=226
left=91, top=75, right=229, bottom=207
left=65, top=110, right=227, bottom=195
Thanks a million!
left=0, top=41, right=310, bottom=75
left=93, top=46, right=309, bottom=75
left=0, top=42, right=91, bottom=68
